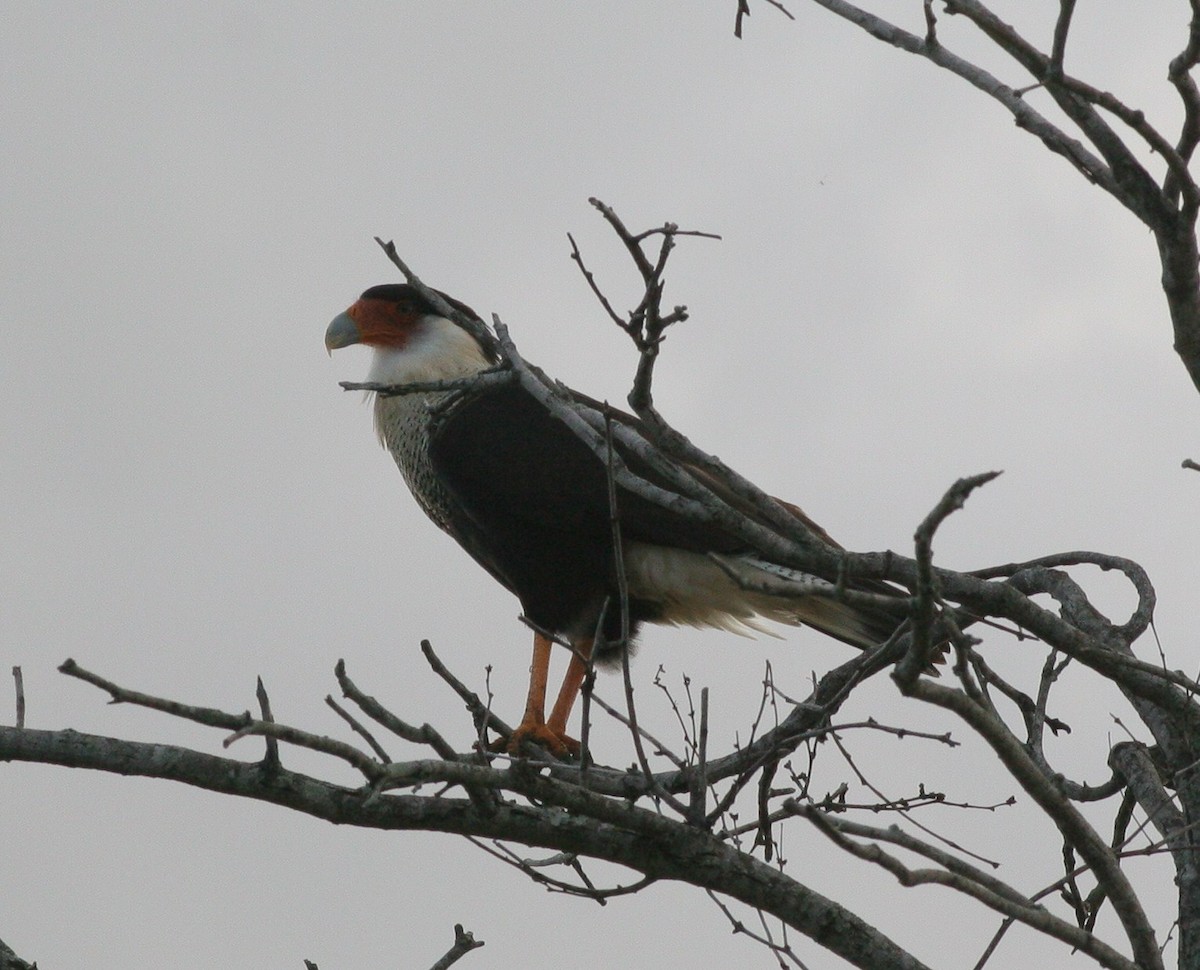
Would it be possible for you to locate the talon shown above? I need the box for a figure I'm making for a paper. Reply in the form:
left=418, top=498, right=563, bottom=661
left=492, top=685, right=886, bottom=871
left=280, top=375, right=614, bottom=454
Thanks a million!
left=485, top=632, right=591, bottom=758
left=492, top=720, right=580, bottom=758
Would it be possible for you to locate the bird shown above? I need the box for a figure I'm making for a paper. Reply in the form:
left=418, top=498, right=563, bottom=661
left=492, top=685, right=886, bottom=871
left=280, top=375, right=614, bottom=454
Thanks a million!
left=325, top=283, right=908, bottom=755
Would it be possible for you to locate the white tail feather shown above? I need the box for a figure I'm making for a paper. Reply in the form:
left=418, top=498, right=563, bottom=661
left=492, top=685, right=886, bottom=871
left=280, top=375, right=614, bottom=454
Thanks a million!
left=624, top=545, right=888, bottom=649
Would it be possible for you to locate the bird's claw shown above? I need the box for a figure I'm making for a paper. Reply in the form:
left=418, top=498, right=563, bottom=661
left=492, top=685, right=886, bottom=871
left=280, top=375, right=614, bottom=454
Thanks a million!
left=491, top=720, right=580, bottom=758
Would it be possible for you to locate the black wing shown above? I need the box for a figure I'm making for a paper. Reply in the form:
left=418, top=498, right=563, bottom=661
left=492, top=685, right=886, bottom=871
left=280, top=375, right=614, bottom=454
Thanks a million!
left=425, top=382, right=749, bottom=634
left=426, top=379, right=907, bottom=646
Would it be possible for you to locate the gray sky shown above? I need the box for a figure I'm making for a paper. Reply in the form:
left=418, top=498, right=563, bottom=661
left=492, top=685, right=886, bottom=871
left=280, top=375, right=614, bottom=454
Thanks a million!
left=2, top=3, right=1196, bottom=967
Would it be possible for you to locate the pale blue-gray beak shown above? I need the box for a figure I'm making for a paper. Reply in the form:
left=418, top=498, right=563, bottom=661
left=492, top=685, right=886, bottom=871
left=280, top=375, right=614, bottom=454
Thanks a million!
left=324, top=311, right=362, bottom=354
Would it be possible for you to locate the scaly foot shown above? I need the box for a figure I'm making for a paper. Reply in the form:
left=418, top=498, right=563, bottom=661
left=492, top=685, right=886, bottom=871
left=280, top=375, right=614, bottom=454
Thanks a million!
left=492, top=718, right=580, bottom=758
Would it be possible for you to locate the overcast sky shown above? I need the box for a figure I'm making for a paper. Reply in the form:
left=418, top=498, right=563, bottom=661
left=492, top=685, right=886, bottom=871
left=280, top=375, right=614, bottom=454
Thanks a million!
left=3, top=3, right=1197, bottom=968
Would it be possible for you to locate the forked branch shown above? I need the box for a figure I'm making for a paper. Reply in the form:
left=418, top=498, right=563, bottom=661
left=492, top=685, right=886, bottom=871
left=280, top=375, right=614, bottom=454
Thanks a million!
left=785, top=0, right=1200, bottom=392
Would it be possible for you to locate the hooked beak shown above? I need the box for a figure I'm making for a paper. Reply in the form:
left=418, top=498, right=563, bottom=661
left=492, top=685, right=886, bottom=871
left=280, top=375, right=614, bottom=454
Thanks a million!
left=324, top=309, right=362, bottom=355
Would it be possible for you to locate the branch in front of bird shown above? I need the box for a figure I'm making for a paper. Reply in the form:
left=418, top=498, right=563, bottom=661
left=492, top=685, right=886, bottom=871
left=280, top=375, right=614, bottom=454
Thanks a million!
left=357, top=229, right=1164, bottom=807
left=487, top=312, right=762, bottom=545
left=887, top=471, right=1004, bottom=689
left=373, top=236, right=502, bottom=361
left=339, top=369, right=514, bottom=398
left=371, top=213, right=834, bottom=563
left=421, top=634, right=885, bottom=807
left=572, top=201, right=839, bottom=550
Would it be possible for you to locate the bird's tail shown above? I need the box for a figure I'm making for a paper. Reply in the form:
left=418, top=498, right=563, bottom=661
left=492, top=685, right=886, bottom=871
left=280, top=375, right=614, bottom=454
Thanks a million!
left=707, top=553, right=906, bottom=650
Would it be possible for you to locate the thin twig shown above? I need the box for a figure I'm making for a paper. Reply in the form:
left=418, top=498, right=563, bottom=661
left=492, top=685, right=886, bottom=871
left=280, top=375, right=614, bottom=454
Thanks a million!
left=799, top=807, right=1140, bottom=970
left=428, top=924, right=485, bottom=970
left=586, top=691, right=687, bottom=770
left=620, top=643, right=689, bottom=815
left=706, top=890, right=809, bottom=968
left=255, top=676, right=281, bottom=771
left=372, top=237, right=502, bottom=359
left=567, top=232, right=626, bottom=329
left=335, top=660, right=458, bottom=761
left=12, top=666, right=24, bottom=729
left=59, top=657, right=252, bottom=730
left=325, top=694, right=392, bottom=763
left=828, top=730, right=1000, bottom=869
left=1049, top=0, right=1077, bottom=77
left=419, top=640, right=513, bottom=744
left=689, top=687, right=709, bottom=826
left=223, top=718, right=382, bottom=780
left=339, top=371, right=513, bottom=397
left=470, top=838, right=655, bottom=902
left=896, top=471, right=1001, bottom=686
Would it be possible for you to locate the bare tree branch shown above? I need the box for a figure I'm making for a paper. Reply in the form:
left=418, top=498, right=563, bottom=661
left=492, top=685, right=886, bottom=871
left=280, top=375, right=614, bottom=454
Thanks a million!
left=794, top=1, right=1200, bottom=392
left=0, top=721, right=936, bottom=970
left=16, top=169, right=1200, bottom=968
left=797, top=806, right=1141, bottom=970
left=11, top=667, right=24, bottom=730
left=0, top=936, right=36, bottom=970
left=899, top=676, right=1162, bottom=970
left=428, top=924, right=484, bottom=970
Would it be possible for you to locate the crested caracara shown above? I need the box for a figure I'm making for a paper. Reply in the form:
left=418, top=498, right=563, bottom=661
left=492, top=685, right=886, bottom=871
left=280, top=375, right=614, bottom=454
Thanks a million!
left=326, top=283, right=906, bottom=755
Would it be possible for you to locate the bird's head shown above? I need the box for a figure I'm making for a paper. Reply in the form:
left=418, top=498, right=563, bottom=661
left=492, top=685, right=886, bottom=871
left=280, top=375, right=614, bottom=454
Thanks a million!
left=326, top=283, right=495, bottom=385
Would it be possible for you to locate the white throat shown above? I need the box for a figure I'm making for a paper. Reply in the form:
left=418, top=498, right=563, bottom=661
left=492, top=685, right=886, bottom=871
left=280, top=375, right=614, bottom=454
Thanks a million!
left=367, top=315, right=493, bottom=483
left=366, top=314, right=491, bottom=386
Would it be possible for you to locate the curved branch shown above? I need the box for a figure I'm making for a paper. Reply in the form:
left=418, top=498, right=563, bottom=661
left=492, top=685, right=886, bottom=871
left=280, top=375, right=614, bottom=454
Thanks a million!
left=1167, top=2, right=1200, bottom=209
left=900, top=678, right=1162, bottom=970
left=0, top=725, right=932, bottom=970
left=945, top=0, right=1191, bottom=222
left=805, top=1, right=1120, bottom=197
left=0, top=936, right=36, bottom=970
left=429, top=924, right=485, bottom=970
left=798, top=2, right=1200, bottom=391
left=798, top=807, right=1141, bottom=970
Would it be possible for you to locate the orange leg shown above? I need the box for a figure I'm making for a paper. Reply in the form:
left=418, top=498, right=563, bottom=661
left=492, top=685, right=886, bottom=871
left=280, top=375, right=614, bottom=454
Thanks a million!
left=546, top=637, right=593, bottom=739
left=502, top=634, right=591, bottom=758
left=519, top=632, right=554, bottom=728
